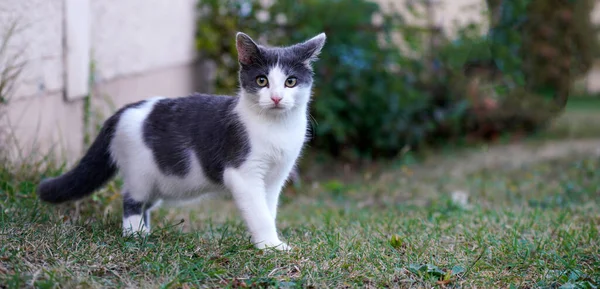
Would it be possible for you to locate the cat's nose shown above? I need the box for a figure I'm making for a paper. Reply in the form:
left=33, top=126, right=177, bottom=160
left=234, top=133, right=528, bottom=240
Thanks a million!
left=271, top=96, right=282, bottom=105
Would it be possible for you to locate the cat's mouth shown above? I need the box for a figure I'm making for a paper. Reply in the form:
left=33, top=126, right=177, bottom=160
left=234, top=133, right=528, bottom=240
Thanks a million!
left=258, top=102, right=290, bottom=112
left=269, top=104, right=287, bottom=111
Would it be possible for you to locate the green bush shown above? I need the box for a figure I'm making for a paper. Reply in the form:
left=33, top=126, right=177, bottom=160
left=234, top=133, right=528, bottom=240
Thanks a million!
left=196, top=0, right=598, bottom=158
left=196, top=0, right=469, bottom=158
left=462, top=0, right=599, bottom=136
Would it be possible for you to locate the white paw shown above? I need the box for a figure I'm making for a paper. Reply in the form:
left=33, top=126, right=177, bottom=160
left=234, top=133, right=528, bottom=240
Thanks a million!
left=255, top=240, right=292, bottom=251
left=122, top=225, right=149, bottom=237
left=122, top=215, right=149, bottom=237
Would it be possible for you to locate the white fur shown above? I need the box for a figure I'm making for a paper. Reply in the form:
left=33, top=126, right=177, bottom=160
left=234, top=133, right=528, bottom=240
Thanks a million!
left=256, top=65, right=300, bottom=111
left=122, top=215, right=149, bottom=236
left=111, top=98, right=225, bottom=202
left=109, top=64, right=310, bottom=250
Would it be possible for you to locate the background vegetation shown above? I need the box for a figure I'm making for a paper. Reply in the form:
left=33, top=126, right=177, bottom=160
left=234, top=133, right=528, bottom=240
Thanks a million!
left=197, top=0, right=599, bottom=159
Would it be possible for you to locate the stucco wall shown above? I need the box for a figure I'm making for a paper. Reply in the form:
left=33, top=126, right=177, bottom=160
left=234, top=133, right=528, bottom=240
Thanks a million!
left=1, top=0, right=198, bottom=163
left=0, top=0, right=64, bottom=100
left=1, top=0, right=197, bottom=98
left=91, top=0, right=197, bottom=81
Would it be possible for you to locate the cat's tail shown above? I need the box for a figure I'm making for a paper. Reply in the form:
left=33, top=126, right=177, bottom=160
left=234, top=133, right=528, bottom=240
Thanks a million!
left=37, top=108, right=126, bottom=204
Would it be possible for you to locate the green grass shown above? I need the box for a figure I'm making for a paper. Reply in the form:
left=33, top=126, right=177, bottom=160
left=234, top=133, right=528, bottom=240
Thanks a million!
left=1, top=149, right=600, bottom=288
left=2, top=103, right=600, bottom=288
left=534, top=97, right=600, bottom=141
left=565, top=96, right=600, bottom=111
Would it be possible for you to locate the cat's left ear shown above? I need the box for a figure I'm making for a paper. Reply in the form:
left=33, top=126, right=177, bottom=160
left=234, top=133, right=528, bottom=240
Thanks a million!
left=236, top=32, right=261, bottom=65
left=295, top=33, right=327, bottom=67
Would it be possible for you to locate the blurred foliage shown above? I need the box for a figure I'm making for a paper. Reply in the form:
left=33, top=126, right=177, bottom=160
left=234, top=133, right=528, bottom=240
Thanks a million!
left=523, top=0, right=598, bottom=106
left=489, top=0, right=598, bottom=90
left=196, top=0, right=599, bottom=159
left=196, top=0, right=469, bottom=158
left=470, top=0, right=599, bottom=137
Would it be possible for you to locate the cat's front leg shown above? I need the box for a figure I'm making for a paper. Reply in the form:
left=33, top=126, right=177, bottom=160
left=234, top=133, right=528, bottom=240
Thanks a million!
left=265, top=162, right=297, bottom=221
left=223, top=167, right=290, bottom=251
left=265, top=180, right=285, bottom=222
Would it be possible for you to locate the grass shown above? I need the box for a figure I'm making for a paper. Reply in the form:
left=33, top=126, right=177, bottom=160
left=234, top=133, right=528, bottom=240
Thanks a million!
left=1, top=100, right=600, bottom=288
left=541, top=97, right=600, bottom=141
left=564, top=96, right=600, bottom=111
left=1, top=155, right=599, bottom=288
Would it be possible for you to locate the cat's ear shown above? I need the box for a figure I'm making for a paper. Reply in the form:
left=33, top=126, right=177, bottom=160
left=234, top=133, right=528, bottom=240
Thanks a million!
left=295, top=33, right=327, bottom=67
left=236, top=32, right=261, bottom=65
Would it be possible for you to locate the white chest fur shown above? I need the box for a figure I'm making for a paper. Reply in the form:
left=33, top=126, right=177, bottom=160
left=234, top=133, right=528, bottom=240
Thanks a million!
left=236, top=99, right=308, bottom=173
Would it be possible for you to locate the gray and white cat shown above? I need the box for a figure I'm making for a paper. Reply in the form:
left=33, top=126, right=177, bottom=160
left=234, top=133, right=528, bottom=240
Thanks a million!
left=37, top=32, right=326, bottom=251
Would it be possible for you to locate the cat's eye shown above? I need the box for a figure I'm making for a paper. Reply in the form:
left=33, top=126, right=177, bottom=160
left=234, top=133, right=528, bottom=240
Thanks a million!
left=285, top=77, right=297, bottom=88
left=256, top=76, right=268, bottom=87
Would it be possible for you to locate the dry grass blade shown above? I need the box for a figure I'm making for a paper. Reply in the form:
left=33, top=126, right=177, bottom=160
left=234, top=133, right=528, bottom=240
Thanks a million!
left=0, top=20, right=26, bottom=103
left=0, top=20, right=27, bottom=162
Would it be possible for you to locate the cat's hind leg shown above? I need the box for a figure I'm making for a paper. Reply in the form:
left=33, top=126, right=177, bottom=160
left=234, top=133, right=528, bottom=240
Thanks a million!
left=122, top=192, right=154, bottom=236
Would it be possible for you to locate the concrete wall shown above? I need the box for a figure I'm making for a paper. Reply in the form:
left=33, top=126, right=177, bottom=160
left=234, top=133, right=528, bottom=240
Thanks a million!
left=1, top=0, right=198, bottom=163
left=91, top=0, right=197, bottom=81
left=0, top=0, right=64, bottom=100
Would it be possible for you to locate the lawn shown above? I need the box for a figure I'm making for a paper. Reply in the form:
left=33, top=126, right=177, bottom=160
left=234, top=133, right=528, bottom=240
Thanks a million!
left=1, top=102, right=600, bottom=288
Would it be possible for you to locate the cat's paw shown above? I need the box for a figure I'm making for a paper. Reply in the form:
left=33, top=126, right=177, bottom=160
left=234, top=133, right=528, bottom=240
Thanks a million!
left=255, top=240, right=292, bottom=251
left=122, top=226, right=149, bottom=237
left=122, top=216, right=150, bottom=237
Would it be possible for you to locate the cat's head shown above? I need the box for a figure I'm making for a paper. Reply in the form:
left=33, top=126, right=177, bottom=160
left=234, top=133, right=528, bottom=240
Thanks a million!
left=236, top=32, right=326, bottom=114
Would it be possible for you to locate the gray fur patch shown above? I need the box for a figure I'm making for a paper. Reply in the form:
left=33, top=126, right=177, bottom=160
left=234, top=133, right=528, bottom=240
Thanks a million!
left=142, top=94, right=251, bottom=184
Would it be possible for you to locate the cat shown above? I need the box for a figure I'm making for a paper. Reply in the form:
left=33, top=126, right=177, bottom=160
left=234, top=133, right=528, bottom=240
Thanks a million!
left=37, top=32, right=326, bottom=251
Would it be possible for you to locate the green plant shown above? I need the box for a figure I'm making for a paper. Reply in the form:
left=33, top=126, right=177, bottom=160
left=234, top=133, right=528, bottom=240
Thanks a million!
left=0, top=21, right=26, bottom=162
left=196, top=0, right=469, bottom=159
left=0, top=22, right=24, bottom=105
